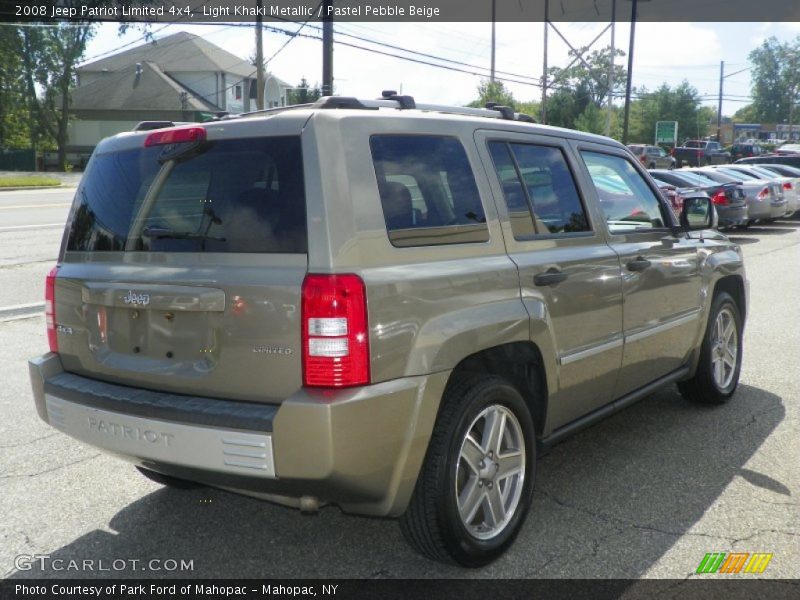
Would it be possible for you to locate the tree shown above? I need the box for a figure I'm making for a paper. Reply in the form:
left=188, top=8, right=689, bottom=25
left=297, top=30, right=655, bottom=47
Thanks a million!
left=0, top=27, right=32, bottom=149
left=287, top=78, right=322, bottom=105
left=627, top=81, right=705, bottom=144
left=18, top=23, right=95, bottom=168
left=733, top=104, right=758, bottom=123
left=748, top=37, right=800, bottom=124
left=543, top=45, right=626, bottom=130
left=548, top=46, right=627, bottom=109
left=468, top=80, right=517, bottom=109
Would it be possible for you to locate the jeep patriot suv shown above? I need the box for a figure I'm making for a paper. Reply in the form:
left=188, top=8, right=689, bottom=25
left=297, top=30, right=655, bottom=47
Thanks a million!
left=29, top=94, right=747, bottom=566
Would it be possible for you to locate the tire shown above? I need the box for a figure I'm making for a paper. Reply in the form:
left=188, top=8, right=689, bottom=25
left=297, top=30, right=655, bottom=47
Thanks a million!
left=678, top=291, right=743, bottom=404
left=676, top=159, right=683, bottom=168
left=400, top=375, right=536, bottom=567
left=648, top=162, right=656, bottom=169
left=136, top=466, right=205, bottom=489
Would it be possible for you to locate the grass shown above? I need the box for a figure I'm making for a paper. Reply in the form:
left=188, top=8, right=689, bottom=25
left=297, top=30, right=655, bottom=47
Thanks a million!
left=0, top=176, right=61, bottom=188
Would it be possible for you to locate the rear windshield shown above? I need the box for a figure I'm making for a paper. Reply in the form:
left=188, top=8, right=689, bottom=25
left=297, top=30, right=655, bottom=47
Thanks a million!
left=684, top=141, right=704, bottom=149
left=67, top=136, right=306, bottom=253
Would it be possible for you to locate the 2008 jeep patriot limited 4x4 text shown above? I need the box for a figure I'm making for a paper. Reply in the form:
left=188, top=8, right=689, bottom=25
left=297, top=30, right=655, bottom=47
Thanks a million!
left=29, top=93, right=747, bottom=567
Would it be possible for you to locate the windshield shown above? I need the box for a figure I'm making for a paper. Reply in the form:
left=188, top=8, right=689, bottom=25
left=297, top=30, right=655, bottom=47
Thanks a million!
left=66, top=136, right=307, bottom=253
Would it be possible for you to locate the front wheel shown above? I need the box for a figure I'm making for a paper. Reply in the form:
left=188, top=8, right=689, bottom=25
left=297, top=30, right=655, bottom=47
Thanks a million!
left=400, top=375, right=536, bottom=567
left=678, top=292, right=743, bottom=404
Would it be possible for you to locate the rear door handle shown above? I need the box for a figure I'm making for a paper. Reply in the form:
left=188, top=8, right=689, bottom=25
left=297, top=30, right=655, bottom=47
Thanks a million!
left=626, top=257, right=652, bottom=272
left=534, top=269, right=568, bottom=286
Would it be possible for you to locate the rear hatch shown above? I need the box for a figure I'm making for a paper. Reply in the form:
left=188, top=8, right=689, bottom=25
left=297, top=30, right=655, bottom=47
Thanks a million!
left=54, top=128, right=308, bottom=403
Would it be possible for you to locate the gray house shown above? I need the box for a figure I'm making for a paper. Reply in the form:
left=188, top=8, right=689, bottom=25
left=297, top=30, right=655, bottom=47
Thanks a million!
left=68, top=32, right=290, bottom=154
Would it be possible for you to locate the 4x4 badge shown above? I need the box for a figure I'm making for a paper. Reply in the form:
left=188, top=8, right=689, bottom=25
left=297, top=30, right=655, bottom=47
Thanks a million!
left=122, top=290, right=150, bottom=307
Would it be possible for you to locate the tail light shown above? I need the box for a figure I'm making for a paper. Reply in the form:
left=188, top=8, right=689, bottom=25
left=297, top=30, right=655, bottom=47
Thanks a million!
left=757, top=187, right=770, bottom=201
left=45, top=266, right=58, bottom=353
left=711, top=191, right=728, bottom=206
left=783, top=182, right=793, bottom=191
left=301, top=274, right=370, bottom=388
left=698, top=151, right=705, bottom=157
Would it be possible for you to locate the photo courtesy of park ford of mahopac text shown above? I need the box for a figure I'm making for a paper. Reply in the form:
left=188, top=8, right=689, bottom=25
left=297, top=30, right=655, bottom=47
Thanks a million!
left=1, top=0, right=799, bottom=599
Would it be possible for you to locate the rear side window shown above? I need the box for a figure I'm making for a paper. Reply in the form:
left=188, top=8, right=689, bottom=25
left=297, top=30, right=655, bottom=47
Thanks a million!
left=370, top=135, right=489, bottom=247
left=581, top=151, right=668, bottom=233
left=488, top=141, right=590, bottom=238
left=67, top=136, right=306, bottom=253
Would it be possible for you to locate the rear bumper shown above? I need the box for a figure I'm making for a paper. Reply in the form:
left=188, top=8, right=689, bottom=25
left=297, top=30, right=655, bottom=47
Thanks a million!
left=29, top=354, right=448, bottom=517
left=717, top=205, right=748, bottom=227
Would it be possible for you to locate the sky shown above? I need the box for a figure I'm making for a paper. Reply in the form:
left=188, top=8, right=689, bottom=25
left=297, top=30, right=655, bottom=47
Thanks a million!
left=79, top=20, right=800, bottom=118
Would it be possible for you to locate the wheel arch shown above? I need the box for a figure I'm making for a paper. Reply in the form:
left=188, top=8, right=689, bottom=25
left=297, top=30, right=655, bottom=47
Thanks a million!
left=443, top=342, right=549, bottom=438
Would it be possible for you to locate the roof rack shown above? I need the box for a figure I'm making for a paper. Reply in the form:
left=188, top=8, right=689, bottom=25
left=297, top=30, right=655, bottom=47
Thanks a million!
left=311, top=93, right=537, bottom=123
left=210, top=92, right=538, bottom=124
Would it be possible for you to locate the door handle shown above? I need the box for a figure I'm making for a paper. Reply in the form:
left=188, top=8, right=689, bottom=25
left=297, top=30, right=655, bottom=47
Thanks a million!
left=626, top=257, right=652, bottom=272
left=534, top=269, right=568, bottom=286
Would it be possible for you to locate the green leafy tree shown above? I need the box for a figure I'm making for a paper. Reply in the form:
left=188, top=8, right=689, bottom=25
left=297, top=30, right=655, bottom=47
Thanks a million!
left=733, top=104, right=758, bottom=123
left=0, top=27, right=32, bottom=149
left=287, top=78, right=322, bottom=105
left=573, top=104, right=606, bottom=135
left=18, top=23, right=95, bottom=168
left=628, top=81, right=705, bottom=144
left=748, top=37, right=800, bottom=123
left=468, top=80, right=517, bottom=109
left=548, top=46, right=627, bottom=109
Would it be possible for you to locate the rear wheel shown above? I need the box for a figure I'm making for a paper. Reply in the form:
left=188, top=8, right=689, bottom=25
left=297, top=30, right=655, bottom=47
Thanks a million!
left=678, top=292, right=742, bottom=404
left=400, top=375, right=536, bottom=567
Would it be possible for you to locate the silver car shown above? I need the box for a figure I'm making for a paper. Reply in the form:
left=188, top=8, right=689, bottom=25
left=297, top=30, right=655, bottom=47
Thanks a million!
left=717, top=164, right=797, bottom=217
left=690, top=167, right=786, bottom=224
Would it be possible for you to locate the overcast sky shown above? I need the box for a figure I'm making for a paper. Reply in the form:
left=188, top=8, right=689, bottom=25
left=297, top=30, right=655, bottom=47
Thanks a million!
left=80, top=20, right=800, bottom=117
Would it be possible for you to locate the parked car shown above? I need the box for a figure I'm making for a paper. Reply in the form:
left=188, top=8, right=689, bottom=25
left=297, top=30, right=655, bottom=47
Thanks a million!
left=673, top=140, right=730, bottom=167
left=649, top=169, right=747, bottom=229
left=649, top=178, right=686, bottom=216
left=776, top=143, right=800, bottom=155
left=716, top=164, right=797, bottom=217
left=29, top=94, right=747, bottom=567
left=627, top=144, right=676, bottom=169
left=692, top=167, right=786, bottom=223
left=730, top=143, right=764, bottom=161
left=735, top=154, right=800, bottom=168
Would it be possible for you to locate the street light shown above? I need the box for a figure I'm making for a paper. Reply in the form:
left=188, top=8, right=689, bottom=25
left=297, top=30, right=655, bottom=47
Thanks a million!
left=621, top=0, right=651, bottom=145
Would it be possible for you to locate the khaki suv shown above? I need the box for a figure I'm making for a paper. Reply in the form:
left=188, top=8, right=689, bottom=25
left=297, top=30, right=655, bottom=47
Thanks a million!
left=29, top=94, right=747, bottom=567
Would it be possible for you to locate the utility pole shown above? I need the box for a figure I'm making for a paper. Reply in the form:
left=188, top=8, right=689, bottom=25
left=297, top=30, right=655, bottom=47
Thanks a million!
left=255, top=0, right=264, bottom=110
left=541, top=0, right=548, bottom=124
left=490, top=0, right=496, bottom=83
left=621, top=0, right=638, bottom=145
left=605, top=0, right=616, bottom=137
left=716, top=60, right=724, bottom=142
left=322, top=0, right=333, bottom=95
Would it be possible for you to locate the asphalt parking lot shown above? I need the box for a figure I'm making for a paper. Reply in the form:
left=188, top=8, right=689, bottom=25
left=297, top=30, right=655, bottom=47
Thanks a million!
left=0, top=215, right=797, bottom=583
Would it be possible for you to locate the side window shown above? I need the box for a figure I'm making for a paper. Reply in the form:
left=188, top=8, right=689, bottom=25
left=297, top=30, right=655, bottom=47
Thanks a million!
left=581, top=151, right=668, bottom=234
left=370, top=135, right=489, bottom=247
left=488, top=141, right=590, bottom=238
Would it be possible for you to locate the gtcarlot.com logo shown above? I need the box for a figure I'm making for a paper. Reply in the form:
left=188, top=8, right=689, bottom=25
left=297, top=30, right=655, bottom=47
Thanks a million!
left=14, top=554, right=194, bottom=572
left=696, top=552, right=773, bottom=574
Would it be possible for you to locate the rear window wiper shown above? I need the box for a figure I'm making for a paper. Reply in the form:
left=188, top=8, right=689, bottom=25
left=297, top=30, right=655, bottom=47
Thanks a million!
left=142, top=226, right=226, bottom=242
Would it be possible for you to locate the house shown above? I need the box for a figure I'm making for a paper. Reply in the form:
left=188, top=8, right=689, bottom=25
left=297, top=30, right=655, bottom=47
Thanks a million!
left=67, top=32, right=291, bottom=156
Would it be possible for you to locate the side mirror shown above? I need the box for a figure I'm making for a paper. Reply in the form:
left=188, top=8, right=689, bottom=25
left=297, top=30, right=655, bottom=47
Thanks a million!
left=680, top=196, right=718, bottom=231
